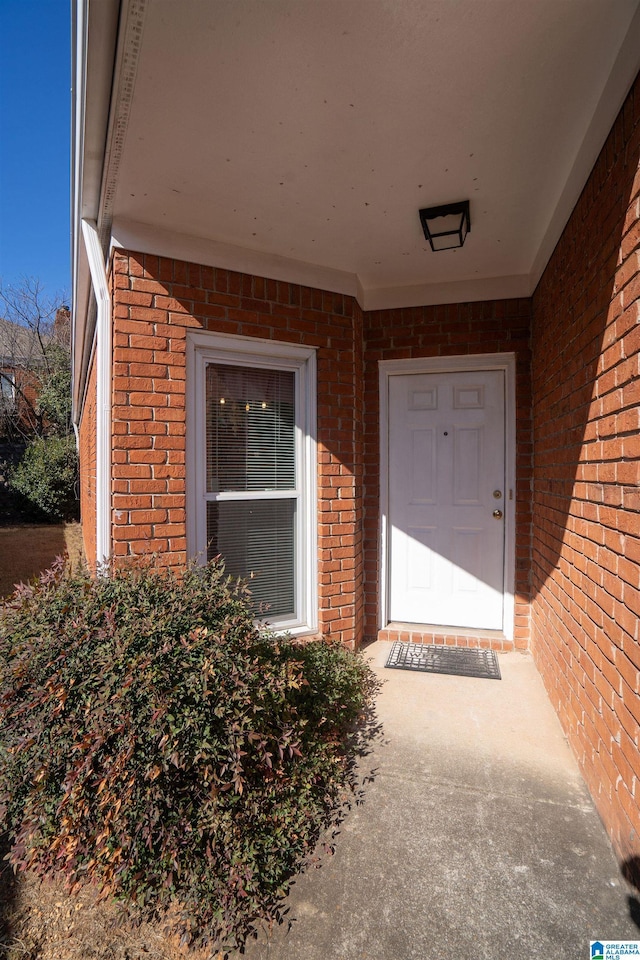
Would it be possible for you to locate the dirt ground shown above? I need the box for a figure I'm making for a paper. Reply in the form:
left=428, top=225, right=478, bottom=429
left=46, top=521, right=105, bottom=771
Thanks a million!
left=0, top=522, right=85, bottom=598
left=0, top=866, right=221, bottom=960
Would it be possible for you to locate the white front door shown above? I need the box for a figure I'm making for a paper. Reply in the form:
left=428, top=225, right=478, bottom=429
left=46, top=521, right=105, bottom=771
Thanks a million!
left=388, top=368, right=506, bottom=630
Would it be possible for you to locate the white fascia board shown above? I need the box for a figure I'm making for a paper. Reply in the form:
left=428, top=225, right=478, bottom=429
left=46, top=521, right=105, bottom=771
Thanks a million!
left=111, top=218, right=360, bottom=298
left=112, top=219, right=534, bottom=310
left=361, top=273, right=532, bottom=312
left=71, top=0, right=120, bottom=420
left=71, top=0, right=88, bottom=422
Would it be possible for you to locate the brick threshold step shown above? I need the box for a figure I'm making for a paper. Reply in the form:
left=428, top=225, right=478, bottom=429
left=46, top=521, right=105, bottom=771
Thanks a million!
left=377, top=622, right=514, bottom=652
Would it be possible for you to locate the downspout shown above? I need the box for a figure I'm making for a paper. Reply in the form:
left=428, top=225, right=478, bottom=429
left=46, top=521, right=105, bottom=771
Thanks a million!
left=81, top=219, right=112, bottom=566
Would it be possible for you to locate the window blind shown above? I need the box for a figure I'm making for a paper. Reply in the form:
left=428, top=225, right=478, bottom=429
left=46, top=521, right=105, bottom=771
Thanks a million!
left=205, top=362, right=298, bottom=621
left=207, top=499, right=296, bottom=619
left=206, top=364, right=295, bottom=493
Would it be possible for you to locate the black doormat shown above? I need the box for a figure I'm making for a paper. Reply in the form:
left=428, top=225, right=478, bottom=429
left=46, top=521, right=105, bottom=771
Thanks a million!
left=384, top=641, right=501, bottom=680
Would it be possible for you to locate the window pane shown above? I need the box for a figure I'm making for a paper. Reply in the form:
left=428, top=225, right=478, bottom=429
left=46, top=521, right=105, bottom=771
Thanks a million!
left=0, top=372, right=15, bottom=401
left=207, top=499, right=296, bottom=619
left=206, top=364, right=295, bottom=493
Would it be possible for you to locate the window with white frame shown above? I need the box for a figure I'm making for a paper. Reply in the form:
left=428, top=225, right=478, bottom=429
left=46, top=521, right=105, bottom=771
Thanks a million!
left=188, top=333, right=317, bottom=634
left=0, top=371, right=16, bottom=408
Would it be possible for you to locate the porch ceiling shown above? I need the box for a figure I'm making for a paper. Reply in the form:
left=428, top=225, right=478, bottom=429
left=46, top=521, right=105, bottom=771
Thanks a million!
left=79, top=0, right=640, bottom=310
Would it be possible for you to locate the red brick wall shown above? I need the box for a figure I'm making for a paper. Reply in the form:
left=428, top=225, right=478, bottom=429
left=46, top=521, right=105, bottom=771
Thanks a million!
left=110, top=251, right=533, bottom=649
left=353, top=300, right=366, bottom=647
left=79, top=347, right=97, bottom=569
left=363, top=299, right=533, bottom=650
left=0, top=364, right=42, bottom=436
left=531, top=75, right=640, bottom=863
left=111, top=253, right=191, bottom=567
left=110, top=251, right=364, bottom=646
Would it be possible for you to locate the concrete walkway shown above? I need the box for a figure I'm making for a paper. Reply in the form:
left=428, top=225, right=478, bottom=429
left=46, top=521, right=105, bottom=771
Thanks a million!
left=239, top=643, right=640, bottom=960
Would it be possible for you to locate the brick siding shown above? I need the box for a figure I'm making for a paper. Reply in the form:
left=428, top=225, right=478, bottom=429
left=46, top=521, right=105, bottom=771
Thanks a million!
left=108, top=252, right=533, bottom=650
left=110, top=252, right=364, bottom=647
left=531, top=74, right=640, bottom=864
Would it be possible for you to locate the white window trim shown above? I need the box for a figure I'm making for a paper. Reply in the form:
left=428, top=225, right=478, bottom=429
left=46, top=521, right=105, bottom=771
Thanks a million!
left=0, top=370, right=16, bottom=403
left=378, top=352, right=517, bottom=641
left=187, top=330, right=318, bottom=636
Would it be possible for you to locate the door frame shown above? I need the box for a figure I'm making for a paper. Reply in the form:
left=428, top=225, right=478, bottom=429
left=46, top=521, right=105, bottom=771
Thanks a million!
left=379, top=352, right=517, bottom=640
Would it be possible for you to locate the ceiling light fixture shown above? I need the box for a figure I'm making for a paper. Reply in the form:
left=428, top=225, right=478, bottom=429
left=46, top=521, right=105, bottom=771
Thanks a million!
left=419, top=200, right=471, bottom=251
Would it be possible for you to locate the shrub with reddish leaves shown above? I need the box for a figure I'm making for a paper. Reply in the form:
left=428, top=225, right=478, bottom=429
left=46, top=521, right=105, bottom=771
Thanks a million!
left=0, top=559, right=377, bottom=951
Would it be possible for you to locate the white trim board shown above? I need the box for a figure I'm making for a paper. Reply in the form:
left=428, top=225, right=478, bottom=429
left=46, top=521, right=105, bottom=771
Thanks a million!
left=81, top=218, right=112, bottom=567
left=111, top=218, right=534, bottom=311
left=378, top=352, right=517, bottom=641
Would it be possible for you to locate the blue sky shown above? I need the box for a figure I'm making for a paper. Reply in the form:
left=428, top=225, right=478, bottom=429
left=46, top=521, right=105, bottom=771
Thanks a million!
left=0, top=0, right=71, bottom=305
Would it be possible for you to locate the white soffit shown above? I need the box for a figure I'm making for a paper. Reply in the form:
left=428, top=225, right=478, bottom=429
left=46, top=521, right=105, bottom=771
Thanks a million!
left=100, top=0, right=640, bottom=309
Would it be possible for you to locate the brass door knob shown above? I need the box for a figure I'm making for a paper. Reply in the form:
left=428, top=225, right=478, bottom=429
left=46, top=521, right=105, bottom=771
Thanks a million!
left=493, top=509, right=503, bottom=519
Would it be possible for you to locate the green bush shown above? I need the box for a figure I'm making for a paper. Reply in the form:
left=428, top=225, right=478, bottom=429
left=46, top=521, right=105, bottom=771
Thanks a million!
left=0, top=560, right=378, bottom=950
left=38, top=341, right=73, bottom=436
left=8, top=434, right=78, bottom=521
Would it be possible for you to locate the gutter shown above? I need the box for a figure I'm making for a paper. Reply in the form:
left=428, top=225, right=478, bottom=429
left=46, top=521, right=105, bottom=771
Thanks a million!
left=81, top=219, right=112, bottom=565
left=72, top=0, right=143, bottom=566
left=71, top=0, right=121, bottom=425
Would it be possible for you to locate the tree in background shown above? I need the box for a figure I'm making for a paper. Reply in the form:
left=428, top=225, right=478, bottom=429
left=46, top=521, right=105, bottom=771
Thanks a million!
left=0, top=279, right=78, bottom=521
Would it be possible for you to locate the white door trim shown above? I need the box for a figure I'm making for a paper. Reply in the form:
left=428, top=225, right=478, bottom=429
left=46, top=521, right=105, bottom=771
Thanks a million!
left=379, top=352, right=516, bottom=640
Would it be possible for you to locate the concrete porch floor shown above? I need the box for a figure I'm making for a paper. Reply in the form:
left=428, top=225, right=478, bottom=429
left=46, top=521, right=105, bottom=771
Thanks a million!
left=239, top=643, right=640, bottom=960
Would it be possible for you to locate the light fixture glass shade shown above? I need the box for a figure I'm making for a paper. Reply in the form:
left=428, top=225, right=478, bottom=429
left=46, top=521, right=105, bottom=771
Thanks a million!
left=419, top=201, right=470, bottom=251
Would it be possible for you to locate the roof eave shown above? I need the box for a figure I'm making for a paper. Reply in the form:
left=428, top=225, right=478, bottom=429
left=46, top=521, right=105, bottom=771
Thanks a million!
left=71, top=0, right=120, bottom=420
